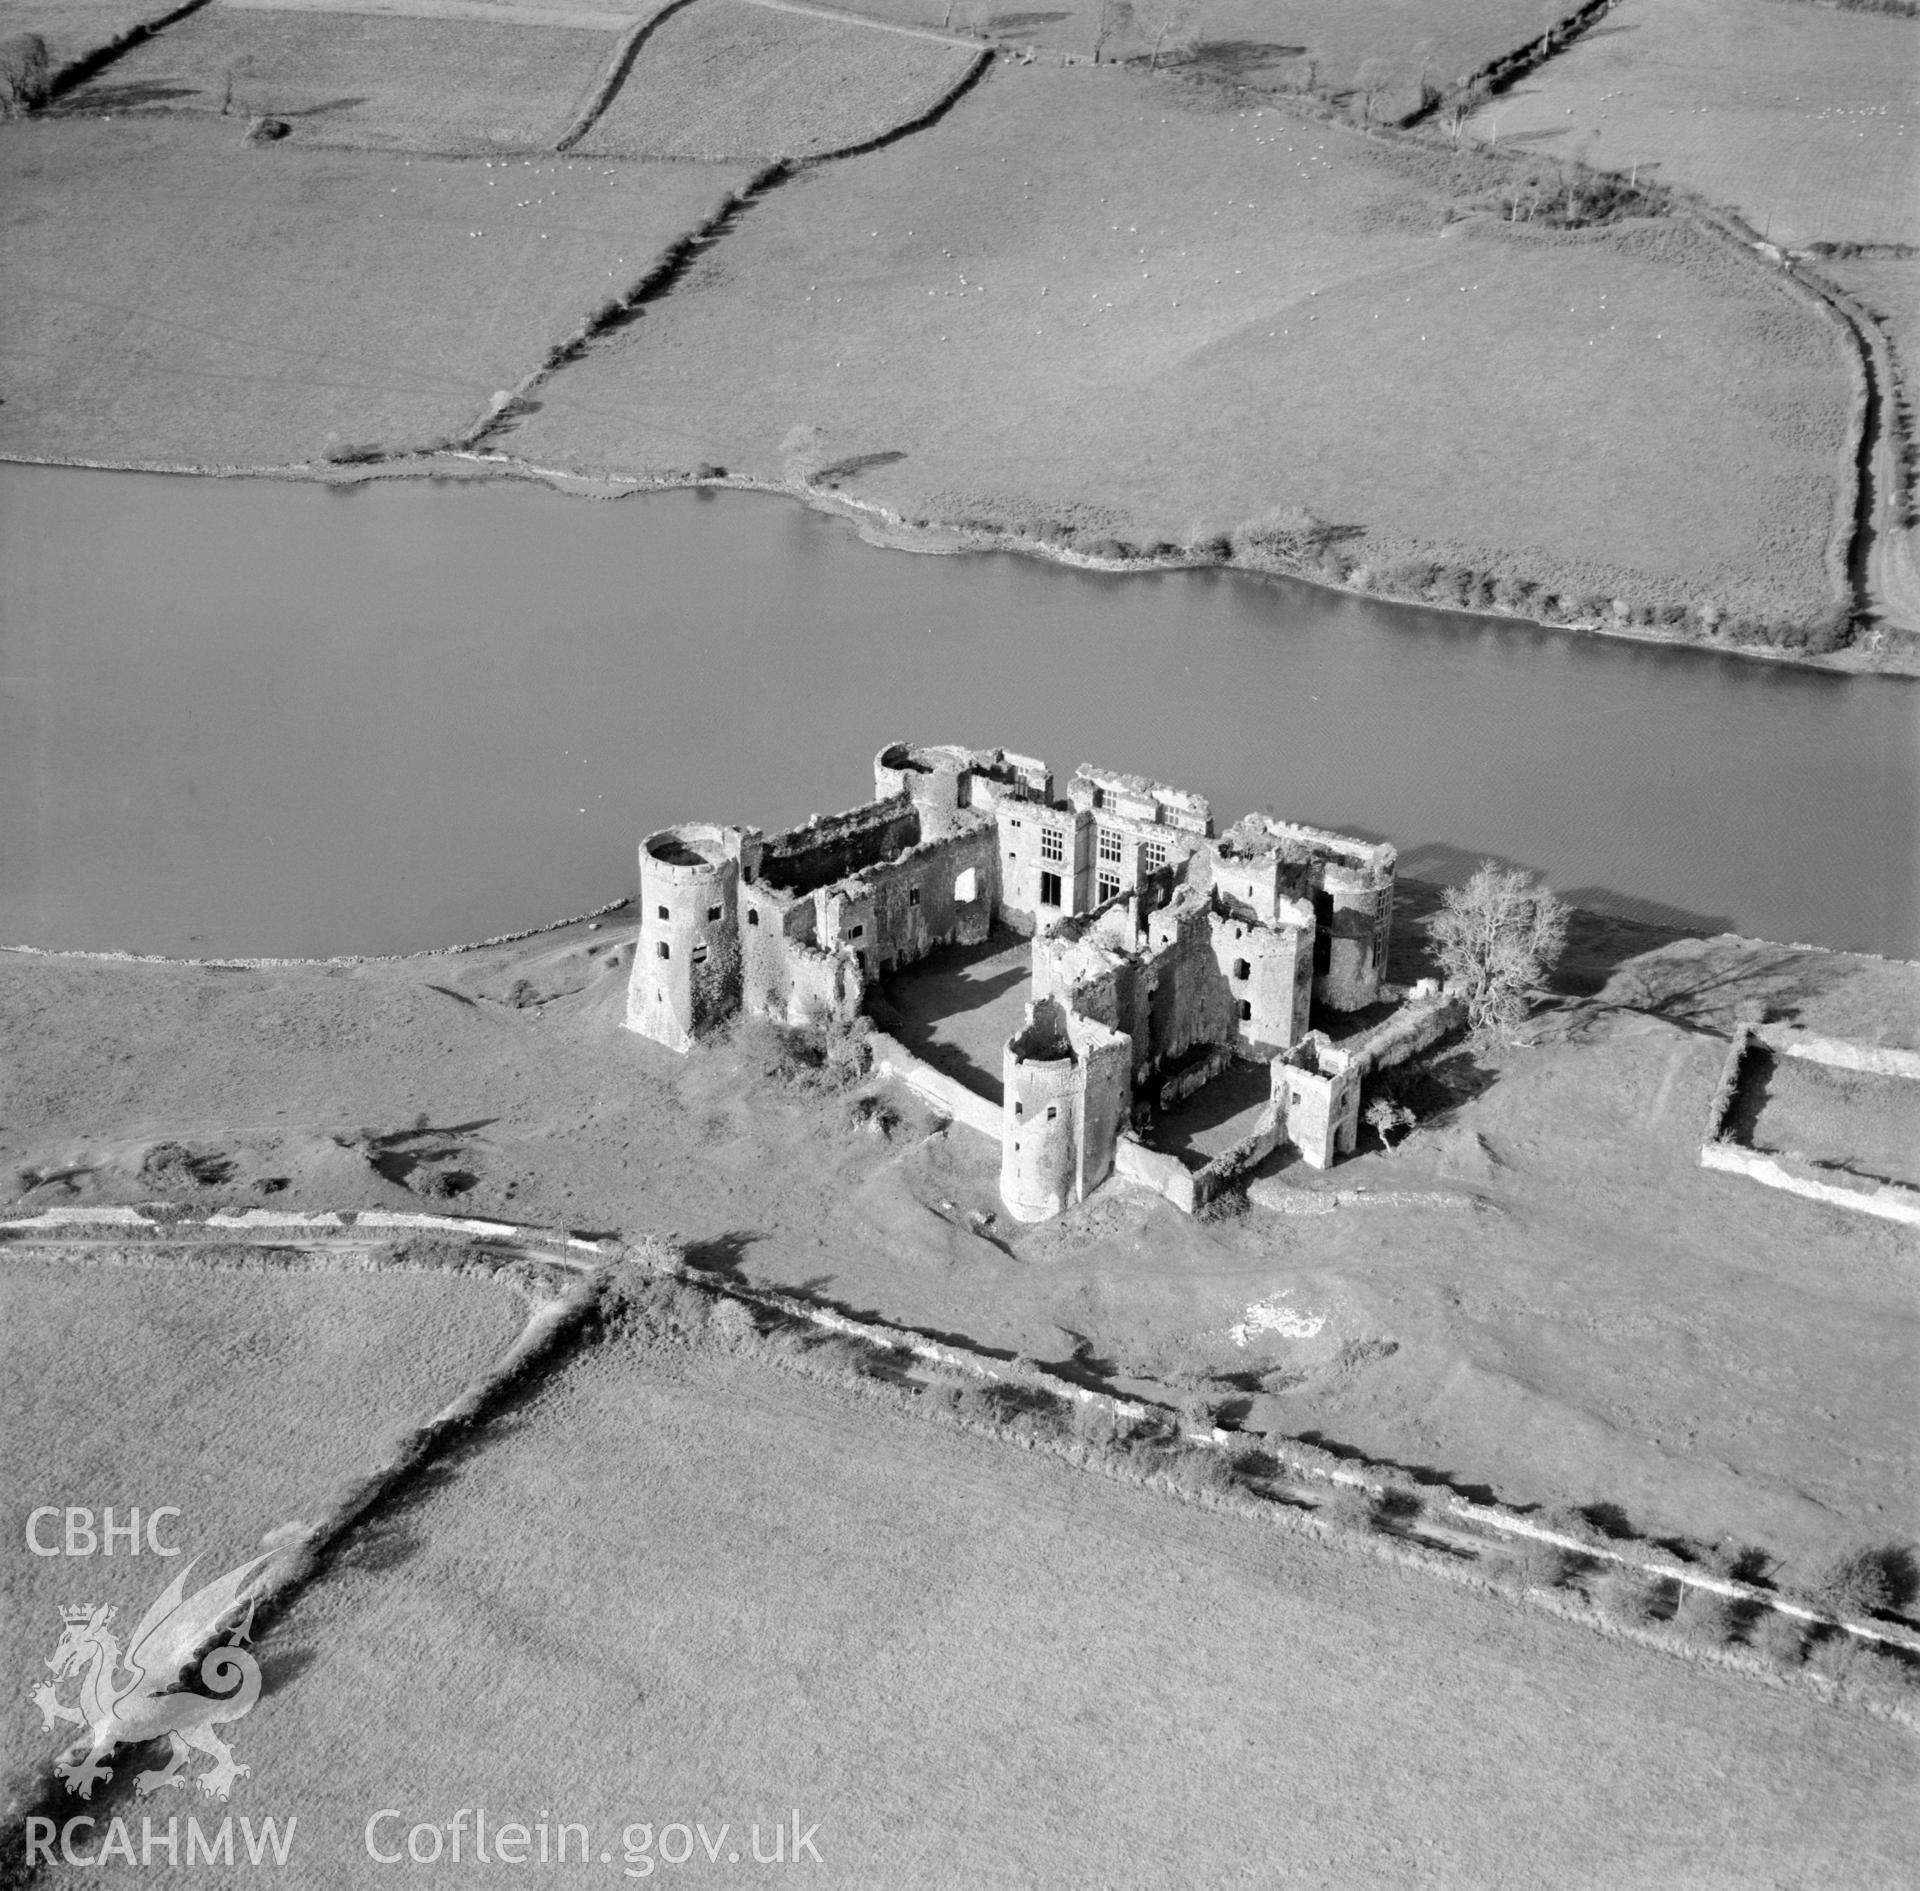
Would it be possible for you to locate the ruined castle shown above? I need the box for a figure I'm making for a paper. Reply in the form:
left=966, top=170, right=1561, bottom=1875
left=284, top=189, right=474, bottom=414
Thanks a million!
left=627, top=743, right=1457, bottom=1221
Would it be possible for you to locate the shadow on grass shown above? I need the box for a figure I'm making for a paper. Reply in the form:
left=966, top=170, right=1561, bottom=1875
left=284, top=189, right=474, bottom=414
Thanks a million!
left=681, top=1229, right=767, bottom=1280
left=1175, top=40, right=1308, bottom=80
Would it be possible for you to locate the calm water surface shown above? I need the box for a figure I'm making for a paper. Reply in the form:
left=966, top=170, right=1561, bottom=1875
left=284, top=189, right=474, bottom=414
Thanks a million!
left=2, top=465, right=1915, bottom=958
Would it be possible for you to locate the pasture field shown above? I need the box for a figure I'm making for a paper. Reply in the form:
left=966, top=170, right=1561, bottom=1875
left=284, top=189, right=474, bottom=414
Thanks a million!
left=3, top=918, right=1914, bottom=1592
left=1464, top=0, right=1920, bottom=248
left=512, top=61, right=1851, bottom=623
left=0, top=1248, right=524, bottom=1792
left=0, top=0, right=180, bottom=75
left=576, top=0, right=984, bottom=161
left=78, top=1336, right=1913, bottom=1886
left=62, top=3, right=619, bottom=151
left=0, top=117, right=754, bottom=465
left=835, top=0, right=1575, bottom=105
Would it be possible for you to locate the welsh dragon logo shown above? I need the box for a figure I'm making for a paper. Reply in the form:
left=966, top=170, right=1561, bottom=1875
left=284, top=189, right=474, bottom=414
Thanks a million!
left=30, top=1555, right=270, bottom=1802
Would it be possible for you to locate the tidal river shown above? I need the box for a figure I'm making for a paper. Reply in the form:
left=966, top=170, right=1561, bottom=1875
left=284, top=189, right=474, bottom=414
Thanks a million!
left=2, top=464, right=1915, bottom=959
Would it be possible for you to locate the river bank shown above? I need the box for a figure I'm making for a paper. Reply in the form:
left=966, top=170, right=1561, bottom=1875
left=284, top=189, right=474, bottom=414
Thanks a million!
left=9, top=440, right=1912, bottom=676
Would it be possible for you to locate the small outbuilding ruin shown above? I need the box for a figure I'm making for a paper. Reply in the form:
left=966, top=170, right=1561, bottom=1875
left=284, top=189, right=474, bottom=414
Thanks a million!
left=627, top=742, right=1459, bottom=1221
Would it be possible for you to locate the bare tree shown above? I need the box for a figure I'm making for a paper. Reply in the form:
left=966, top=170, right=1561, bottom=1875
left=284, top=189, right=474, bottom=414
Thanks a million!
left=1426, top=862, right=1570, bottom=1043
left=1094, top=0, right=1136, bottom=62
left=1440, top=92, right=1479, bottom=150
left=1351, top=58, right=1393, bottom=129
left=1148, top=0, right=1197, bottom=68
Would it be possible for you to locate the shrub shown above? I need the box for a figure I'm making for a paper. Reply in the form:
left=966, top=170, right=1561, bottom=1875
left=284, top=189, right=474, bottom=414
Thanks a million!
left=1672, top=1585, right=1736, bottom=1648
left=1705, top=1542, right=1772, bottom=1586
left=843, top=1092, right=903, bottom=1139
left=1800, top=1546, right=1898, bottom=1619
left=1590, top=1567, right=1660, bottom=1626
left=0, top=33, right=50, bottom=115
left=707, top=1296, right=759, bottom=1348
left=1749, top=1609, right=1806, bottom=1669
left=1170, top=1447, right=1235, bottom=1496
left=1491, top=1536, right=1573, bottom=1591
left=1317, top=1482, right=1379, bottom=1528
left=1804, top=1630, right=1865, bottom=1687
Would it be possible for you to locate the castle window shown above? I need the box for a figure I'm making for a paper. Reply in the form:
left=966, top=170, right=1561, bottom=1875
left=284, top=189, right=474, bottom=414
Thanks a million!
left=708, top=905, right=722, bottom=922
left=1092, top=786, right=1105, bottom=809
left=1039, top=871, right=1062, bottom=908
left=1046, top=1106, right=1059, bottom=1121
left=1097, top=874, right=1120, bottom=904
left=908, top=886, right=921, bottom=907
left=1143, top=839, right=1167, bottom=873
left=1040, top=826, right=1064, bottom=864
left=692, top=942, right=709, bottom=965
left=656, top=942, right=670, bottom=961
left=657, top=905, right=670, bottom=921
left=848, top=923, right=865, bottom=940
left=1234, top=958, right=1251, bottom=982
left=1238, top=999, right=1253, bottom=1022
left=747, top=909, right=760, bottom=927
left=954, top=867, right=978, bottom=903
left=1097, top=827, right=1122, bottom=866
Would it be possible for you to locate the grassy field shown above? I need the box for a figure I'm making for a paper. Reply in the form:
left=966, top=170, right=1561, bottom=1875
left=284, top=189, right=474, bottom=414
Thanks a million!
left=61, top=4, right=620, bottom=151
left=1463, top=0, right=1920, bottom=248
left=1746, top=1054, right=1920, bottom=1188
left=576, top=0, right=982, bottom=161
left=2, top=913, right=1913, bottom=1591
left=0, top=0, right=182, bottom=75
left=59, top=1333, right=1905, bottom=1886
left=0, top=1248, right=524, bottom=1805
left=510, top=61, right=1851, bottom=624
left=0, top=117, right=754, bottom=465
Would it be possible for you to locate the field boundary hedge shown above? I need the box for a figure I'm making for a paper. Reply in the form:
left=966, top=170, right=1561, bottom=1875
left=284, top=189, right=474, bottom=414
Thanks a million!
left=9, top=1209, right=1914, bottom=1728
left=554, top=0, right=702, bottom=151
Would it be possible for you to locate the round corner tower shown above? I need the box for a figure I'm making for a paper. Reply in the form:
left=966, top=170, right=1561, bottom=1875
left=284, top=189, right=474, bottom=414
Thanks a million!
left=874, top=740, right=971, bottom=842
left=627, top=823, right=739, bottom=1052
left=1314, top=845, right=1396, bottom=1013
left=1000, top=1006, right=1083, bottom=1223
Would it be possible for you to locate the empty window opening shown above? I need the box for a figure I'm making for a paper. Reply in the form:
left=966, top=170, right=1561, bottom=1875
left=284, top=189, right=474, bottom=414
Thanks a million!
left=1040, top=826, right=1064, bottom=864
left=657, top=905, right=670, bottom=921
left=1143, top=839, right=1168, bottom=873
left=908, top=886, right=922, bottom=907
left=1092, top=786, right=1106, bottom=809
left=1233, top=958, right=1251, bottom=982
left=1097, top=874, right=1120, bottom=904
left=1039, top=871, right=1063, bottom=908
left=692, top=942, right=709, bottom=965
left=1046, top=1105, right=1059, bottom=1122
left=954, top=867, right=978, bottom=903
left=747, top=909, right=760, bottom=928
left=707, top=905, right=722, bottom=922
left=848, top=923, right=865, bottom=940
left=1238, top=999, right=1253, bottom=1022
left=1097, top=827, right=1123, bottom=866
left=656, top=942, right=670, bottom=961
left=1014, top=1101, right=1024, bottom=1118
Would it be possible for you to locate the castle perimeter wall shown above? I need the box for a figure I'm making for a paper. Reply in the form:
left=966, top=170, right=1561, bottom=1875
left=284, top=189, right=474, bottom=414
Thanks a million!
left=1700, top=1021, right=1920, bottom=1228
